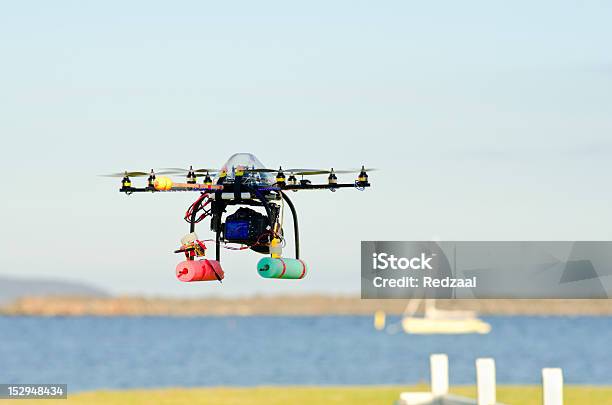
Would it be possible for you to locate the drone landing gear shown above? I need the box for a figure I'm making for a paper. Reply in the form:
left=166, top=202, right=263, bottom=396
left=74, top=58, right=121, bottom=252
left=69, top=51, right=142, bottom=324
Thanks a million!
left=257, top=257, right=308, bottom=279
left=177, top=187, right=306, bottom=281
left=176, top=259, right=224, bottom=282
left=173, top=232, right=223, bottom=283
left=255, top=192, right=308, bottom=280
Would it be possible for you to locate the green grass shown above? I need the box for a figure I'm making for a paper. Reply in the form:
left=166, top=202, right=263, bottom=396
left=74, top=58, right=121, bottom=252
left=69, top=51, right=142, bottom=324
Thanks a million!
left=2, top=385, right=611, bottom=405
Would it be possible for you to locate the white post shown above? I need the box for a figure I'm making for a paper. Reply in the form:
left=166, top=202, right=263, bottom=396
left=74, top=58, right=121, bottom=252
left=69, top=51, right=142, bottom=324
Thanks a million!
left=542, top=368, right=563, bottom=405
left=430, top=354, right=449, bottom=397
left=476, top=358, right=496, bottom=405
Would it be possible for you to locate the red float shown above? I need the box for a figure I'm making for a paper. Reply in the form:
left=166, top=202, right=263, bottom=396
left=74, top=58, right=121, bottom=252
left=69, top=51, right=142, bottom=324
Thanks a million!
left=176, top=260, right=224, bottom=282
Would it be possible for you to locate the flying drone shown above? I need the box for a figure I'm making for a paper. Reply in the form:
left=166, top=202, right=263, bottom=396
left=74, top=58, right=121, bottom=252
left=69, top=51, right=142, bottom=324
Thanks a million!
left=104, top=153, right=372, bottom=283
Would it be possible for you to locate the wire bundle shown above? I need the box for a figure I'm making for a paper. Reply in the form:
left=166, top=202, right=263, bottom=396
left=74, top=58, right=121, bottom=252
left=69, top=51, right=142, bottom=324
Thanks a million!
left=184, top=192, right=211, bottom=224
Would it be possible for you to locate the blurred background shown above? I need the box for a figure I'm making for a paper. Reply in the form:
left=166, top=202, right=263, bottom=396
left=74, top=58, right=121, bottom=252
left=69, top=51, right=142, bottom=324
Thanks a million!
left=1, top=0, right=611, bottom=296
left=0, top=0, right=611, bottom=400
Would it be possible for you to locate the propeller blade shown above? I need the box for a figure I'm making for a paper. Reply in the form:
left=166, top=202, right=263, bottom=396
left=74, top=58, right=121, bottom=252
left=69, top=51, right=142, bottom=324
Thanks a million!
left=289, top=170, right=330, bottom=175
left=161, top=167, right=219, bottom=174
left=100, top=169, right=181, bottom=177
left=193, top=169, right=218, bottom=173
left=155, top=170, right=182, bottom=175
left=244, top=168, right=328, bottom=174
left=100, top=171, right=149, bottom=178
left=290, top=168, right=377, bottom=175
left=243, top=167, right=378, bottom=175
left=243, top=168, right=278, bottom=173
left=284, top=169, right=322, bottom=174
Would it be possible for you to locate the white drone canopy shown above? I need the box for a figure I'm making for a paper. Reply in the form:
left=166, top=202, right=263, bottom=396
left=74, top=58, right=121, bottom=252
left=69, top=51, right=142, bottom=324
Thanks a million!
left=218, top=153, right=274, bottom=185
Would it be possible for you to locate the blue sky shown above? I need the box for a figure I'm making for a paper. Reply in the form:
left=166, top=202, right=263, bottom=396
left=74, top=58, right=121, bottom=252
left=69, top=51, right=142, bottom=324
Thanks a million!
left=1, top=1, right=611, bottom=296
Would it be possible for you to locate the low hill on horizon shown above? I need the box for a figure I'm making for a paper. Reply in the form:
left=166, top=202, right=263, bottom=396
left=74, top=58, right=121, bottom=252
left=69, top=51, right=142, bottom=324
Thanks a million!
left=0, top=275, right=109, bottom=304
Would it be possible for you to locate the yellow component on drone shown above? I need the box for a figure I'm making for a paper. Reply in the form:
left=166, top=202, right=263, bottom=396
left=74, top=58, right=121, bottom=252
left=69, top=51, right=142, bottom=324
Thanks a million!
left=153, top=177, right=165, bottom=190
left=270, top=237, right=282, bottom=258
left=154, top=176, right=173, bottom=191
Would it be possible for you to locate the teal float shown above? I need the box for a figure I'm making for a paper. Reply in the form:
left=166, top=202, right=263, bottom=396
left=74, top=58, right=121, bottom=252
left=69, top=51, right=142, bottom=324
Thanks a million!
left=257, top=257, right=307, bottom=279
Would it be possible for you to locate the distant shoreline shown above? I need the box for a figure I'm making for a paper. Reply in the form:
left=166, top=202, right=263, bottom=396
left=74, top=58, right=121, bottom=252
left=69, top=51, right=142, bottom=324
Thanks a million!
left=2, top=295, right=612, bottom=316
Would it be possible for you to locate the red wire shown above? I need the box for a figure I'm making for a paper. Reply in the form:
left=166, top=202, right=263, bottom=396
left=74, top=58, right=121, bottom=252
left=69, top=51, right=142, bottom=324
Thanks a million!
left=183, top=194, right=285, bottom=252
left=184, top=193, right=211, bottom=224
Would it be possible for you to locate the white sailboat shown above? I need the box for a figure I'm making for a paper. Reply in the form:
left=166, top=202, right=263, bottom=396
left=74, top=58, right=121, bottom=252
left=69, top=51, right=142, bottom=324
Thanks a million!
left=373, top=244, right=491, bottom=335
left=400, top=299, right=491, bottom=334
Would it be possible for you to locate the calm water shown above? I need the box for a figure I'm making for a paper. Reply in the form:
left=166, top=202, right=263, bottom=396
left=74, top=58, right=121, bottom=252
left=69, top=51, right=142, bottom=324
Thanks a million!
left=0, top=315, right=610, bottom=392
